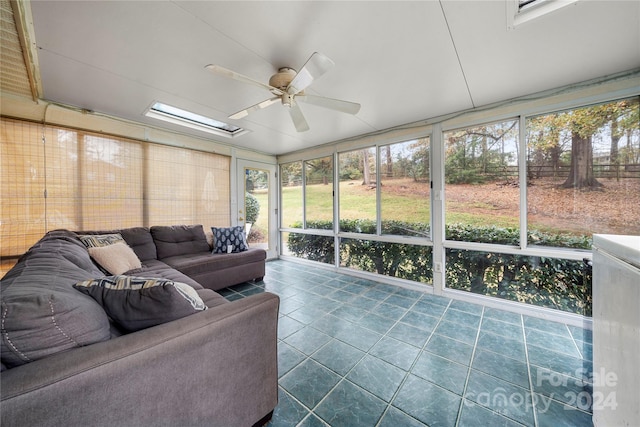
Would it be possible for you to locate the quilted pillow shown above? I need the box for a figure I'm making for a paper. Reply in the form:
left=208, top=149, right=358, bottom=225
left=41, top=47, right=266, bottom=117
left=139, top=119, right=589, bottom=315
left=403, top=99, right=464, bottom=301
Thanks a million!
left=73, top=276, right=207, bottom=332
left=211, top=226, right=248, bottom=254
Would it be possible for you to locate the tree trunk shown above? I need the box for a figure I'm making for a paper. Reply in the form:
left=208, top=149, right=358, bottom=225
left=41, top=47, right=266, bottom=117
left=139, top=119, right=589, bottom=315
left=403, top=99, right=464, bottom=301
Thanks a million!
left=626, top=129, right=638, bottom=163
left=362, top=149, right=371, bottom=185
left=562, top=133, right=603, bottom=189
left=610, top=118, right=621, bottom=180
left=550, top=143, right=561, bottom=179
left=385, top=146, right=393, bottom=177
left=610, top=119, right=620, bottom=165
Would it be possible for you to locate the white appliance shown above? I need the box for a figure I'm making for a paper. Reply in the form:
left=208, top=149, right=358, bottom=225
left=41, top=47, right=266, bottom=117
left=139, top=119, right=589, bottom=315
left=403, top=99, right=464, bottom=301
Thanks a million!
left=592, top=234, right=640, bottom=427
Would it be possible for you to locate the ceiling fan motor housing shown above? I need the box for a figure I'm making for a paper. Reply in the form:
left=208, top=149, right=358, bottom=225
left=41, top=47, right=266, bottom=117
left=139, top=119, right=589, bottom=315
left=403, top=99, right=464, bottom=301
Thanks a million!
left=269, top=68, right=297, bottom=92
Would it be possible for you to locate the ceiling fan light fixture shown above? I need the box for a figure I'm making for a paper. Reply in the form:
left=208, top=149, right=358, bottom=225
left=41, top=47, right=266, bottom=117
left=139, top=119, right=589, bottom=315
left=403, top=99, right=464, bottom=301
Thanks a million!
left=281, top=92, right=293, bottom=107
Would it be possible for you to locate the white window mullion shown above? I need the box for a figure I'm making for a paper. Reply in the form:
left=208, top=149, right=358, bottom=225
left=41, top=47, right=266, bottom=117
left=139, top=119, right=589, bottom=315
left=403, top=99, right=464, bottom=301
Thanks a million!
left=431, top=123, right=445, bottom=295
left=519, top=115, right=528, bottom=250
left=333, top=151, right=340, bottom=269
left=302, top=160, right=307, bottom=229
left=376, top=145, right=382, bottom=236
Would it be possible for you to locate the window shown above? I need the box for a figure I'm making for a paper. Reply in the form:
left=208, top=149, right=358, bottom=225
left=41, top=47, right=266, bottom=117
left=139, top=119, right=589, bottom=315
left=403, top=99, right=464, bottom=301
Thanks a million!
left=146, top=144, right=230, bottom=227
left=279, top=76, right=638, bottom=316
left=380, top=138, right=430, bottom=237
left=340, top=238, right=432, bottom=284
left=338, top=148, right=376, bottom=232
left=77, top=132, right=144, bottom=230
left=305, top=156, right=334, bottom=229
left=280, top=161, right=303, bottom=228
left=145, top=102, right=247, bottom=138
left=284, top=232, right=335, bottom=265
left=525, top=97, right=640, bottom=248
left=444, top=119, right=520, bottom=243
left=445, top=248, right=591, bottom=315
left=507, top=0, right=579, bottom=29
left=1, top=118, right=231, bottom=275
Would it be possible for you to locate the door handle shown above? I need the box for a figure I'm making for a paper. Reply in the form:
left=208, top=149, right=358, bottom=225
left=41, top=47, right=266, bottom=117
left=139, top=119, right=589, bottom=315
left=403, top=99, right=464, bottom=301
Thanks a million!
left=239, top=217, right=244, bottom=221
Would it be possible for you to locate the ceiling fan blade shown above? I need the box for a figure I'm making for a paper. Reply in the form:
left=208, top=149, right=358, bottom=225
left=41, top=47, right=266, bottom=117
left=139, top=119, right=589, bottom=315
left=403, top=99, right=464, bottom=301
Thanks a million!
left=288, top=103, right=310, bottom=132
left=286, top=52, right=335, bottom=95
left=296, top=95, right=361, bottom=115
left=205, top=64, right=284, bottom=95
left=229, top=96, right=280, bottom=120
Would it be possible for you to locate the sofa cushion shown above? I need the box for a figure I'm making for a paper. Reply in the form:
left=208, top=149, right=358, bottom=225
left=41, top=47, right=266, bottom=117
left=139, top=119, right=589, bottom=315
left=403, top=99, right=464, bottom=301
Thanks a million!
left=119, top=227, right=157, bottom=261
left=151, top=225, right=210, bottom=259
left=74, top=275, right=207, bottom=332
left=87, top=242, right=142, bottom=275
left=0, top=230, right=111, bottom=368
left=162, top=248, right=265, bottom=278
left=127, top=259, right=204, bottom=290
left=212, top=226, right=248, bottom=253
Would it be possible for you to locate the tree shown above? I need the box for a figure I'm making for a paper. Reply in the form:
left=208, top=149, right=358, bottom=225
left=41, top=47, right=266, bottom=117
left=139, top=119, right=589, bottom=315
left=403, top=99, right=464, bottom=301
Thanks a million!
left=563, top=132, right=602, bottom=189
left=361, top=149, right=373, bottom=186
left=385, top=146, right=393, bottom=177
left=280, top=162, right=302, bottom=187
left=528, top=99, right=639, bottom=190
left=610, top=116, right=621, bottom=167
left=306, top=157, right=332, bottom=185
left=245, top=192, right=260, bottom=224
left=560, top=102, right=635, bottom=189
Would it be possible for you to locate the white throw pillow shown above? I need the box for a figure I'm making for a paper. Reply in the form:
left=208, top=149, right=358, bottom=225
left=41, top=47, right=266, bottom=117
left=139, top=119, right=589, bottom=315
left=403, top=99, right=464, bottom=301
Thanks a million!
left=87, top=242, right=142, bottom=275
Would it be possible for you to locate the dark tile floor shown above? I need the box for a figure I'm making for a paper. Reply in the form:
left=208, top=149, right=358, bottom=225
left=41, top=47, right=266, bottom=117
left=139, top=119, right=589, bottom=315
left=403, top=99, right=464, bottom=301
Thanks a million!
left=219, top=260, right=593, bottom=427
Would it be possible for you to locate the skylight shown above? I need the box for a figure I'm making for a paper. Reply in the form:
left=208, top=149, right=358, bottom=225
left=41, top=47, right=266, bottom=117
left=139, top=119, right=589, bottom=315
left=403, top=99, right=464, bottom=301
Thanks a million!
left=518, top=0, right=539, bottom=9
left=507, top=0, right=579, bottom=29
left=144, top=102, right=247, bottom=138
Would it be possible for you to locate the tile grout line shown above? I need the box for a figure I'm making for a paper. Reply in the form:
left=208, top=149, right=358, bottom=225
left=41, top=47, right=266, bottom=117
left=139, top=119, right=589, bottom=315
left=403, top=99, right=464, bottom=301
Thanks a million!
left=287, top=277, right=427, bottom=426
left=311, top=289, right=430, bottom=426
left=372, top=297, right=452, bottom=427
left=522, top=313, right=540, bottom=427
left=452, top=304, right=485, bottom=427
left=566, top=323, right=586, bottom=361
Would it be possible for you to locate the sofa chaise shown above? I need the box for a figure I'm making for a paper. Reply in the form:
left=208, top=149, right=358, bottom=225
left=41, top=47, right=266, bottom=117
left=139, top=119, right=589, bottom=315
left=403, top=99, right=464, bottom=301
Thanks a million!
left=0, top=226, right=278, bottom=427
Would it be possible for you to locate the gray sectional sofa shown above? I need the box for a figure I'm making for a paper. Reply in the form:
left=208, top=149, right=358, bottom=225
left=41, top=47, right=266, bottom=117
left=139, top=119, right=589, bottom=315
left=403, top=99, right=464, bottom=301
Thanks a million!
left=0, top=225, right=278, bottom=427
left=81, top=224, right=267, bottom=290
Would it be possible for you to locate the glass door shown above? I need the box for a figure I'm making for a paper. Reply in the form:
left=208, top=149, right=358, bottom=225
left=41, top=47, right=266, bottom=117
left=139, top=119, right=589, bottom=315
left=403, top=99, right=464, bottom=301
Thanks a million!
left=236, top=159, right=277, bottom=259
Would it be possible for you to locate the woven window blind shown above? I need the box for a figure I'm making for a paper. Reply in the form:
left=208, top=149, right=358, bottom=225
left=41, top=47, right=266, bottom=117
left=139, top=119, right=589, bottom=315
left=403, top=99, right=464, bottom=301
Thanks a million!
left=146, top=143, right=230, bottom=227
left=1, top=118, right=231, bottom=274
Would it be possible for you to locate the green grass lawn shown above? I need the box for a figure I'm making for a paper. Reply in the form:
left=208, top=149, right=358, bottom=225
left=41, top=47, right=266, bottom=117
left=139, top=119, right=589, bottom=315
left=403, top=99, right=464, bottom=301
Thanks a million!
left=260, top=180, right=573, bottom=236
left=280, top=181, right=516, bottom=229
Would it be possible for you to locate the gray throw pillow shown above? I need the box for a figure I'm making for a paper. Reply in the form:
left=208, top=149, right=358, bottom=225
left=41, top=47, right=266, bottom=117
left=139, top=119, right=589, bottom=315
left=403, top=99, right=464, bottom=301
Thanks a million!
left=73, top=276, right=207, bottom=332
left=211, top=226, right=248, bottom=253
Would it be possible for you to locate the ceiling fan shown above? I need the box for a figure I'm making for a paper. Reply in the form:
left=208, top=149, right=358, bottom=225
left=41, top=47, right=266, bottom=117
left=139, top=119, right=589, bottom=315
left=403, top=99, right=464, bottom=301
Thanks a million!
left=205, top=52, right=361, bottom=132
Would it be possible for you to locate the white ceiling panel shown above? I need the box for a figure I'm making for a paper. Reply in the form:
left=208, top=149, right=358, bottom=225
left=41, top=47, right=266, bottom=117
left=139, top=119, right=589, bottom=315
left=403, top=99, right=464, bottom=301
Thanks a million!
left=26, top=0, right=640, bottom=155
left=442, top=0, right=640, bottom=107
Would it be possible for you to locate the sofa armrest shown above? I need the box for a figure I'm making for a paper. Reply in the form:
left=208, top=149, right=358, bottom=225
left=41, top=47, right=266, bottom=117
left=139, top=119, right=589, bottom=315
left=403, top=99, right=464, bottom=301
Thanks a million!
left=1, top=292, right=280, bottom=427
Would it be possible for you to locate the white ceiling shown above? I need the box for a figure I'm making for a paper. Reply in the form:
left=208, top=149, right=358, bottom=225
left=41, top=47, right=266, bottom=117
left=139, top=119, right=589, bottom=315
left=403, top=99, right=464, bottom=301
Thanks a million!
left=29, top=0, right=640, bottom=155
